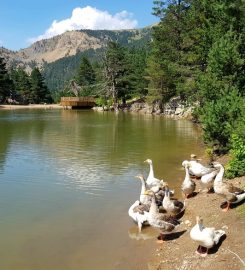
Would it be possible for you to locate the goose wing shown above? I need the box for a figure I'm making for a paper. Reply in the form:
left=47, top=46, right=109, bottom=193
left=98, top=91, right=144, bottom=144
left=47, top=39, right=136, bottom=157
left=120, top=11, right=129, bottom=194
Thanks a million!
left=173, top=200, right=184, bottom=209
left=133, top=203, right=150, bottom=214
left=227, top=183, right=244, bottom=195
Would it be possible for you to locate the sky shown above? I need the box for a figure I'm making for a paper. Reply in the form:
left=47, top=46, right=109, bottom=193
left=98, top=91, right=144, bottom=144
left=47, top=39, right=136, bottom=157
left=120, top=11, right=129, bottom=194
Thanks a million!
left=0, top=0, right=158, bottom=51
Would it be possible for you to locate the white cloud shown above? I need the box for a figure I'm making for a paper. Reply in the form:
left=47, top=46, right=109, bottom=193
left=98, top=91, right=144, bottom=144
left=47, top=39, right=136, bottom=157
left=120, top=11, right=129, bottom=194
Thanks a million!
left=0, top=40, right=3, bottom=46
left=28, top=6, right=138, bottom=43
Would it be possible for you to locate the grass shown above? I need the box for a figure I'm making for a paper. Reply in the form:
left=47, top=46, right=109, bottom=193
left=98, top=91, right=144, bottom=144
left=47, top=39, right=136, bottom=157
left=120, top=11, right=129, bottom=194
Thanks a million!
left=236, top=184, right=245, bottom=217
left=236, top=203, right=245, bottom=217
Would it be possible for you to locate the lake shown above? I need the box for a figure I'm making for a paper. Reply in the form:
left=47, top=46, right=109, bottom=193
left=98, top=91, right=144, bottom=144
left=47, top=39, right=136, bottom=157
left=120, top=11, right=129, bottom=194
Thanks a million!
left=0, top=109, right=203, bottom=270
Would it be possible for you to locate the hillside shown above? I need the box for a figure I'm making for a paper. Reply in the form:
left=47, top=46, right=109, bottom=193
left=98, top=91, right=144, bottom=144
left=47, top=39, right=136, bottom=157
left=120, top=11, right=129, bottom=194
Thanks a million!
left=0, top=27, right=152, bottom=91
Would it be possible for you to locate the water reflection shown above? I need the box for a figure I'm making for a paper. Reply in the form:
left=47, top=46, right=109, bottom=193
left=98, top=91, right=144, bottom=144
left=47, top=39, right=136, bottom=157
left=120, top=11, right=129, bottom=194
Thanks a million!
left=0, top=109, right=203, bottom=270
left=128, top=226, right=156, bottom=241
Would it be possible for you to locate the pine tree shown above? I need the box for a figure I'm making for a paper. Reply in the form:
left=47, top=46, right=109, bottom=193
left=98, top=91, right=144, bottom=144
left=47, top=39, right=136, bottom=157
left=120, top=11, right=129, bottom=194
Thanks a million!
left=10, top=68, right=32, bottom=104
left=197, top=29, right=244, bottom=150
left=147, top=0, right=190, bottom=103
left=76, top=57, right=96, bottom=86
left=125, top=47, right=148, bottom=98
left=30, top=67, right=52, bottom=104
left=103, top=42, right=127, bottom=110
left=75, top=56, right=96, bottom=96
left=0, top=57, right=13, bottom=103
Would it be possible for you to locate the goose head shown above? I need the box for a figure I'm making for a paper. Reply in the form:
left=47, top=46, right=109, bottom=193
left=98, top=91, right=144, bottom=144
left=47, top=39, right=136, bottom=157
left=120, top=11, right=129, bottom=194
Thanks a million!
left=190, top=154, right=197, bottom=159
left=144, top=159, right=152, bottom=165
left=182, top=160, right=191, bottom=168
left=211, top=162, right=224, bottom=170
left=182, top=160, right=189, bottom=167
left=196, top=216, right=204, bottom=230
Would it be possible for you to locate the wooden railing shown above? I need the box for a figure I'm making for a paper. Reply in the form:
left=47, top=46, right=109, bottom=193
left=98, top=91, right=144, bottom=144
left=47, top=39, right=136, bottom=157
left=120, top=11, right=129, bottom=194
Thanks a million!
left=60, top=96, right=95, bottom=108
left=61, top=97, right=95, bottom=102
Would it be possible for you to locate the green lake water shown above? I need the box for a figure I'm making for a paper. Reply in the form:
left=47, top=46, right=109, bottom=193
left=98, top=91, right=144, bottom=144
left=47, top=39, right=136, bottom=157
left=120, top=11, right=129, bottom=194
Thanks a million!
left=0, top=109, right=203, bottom=270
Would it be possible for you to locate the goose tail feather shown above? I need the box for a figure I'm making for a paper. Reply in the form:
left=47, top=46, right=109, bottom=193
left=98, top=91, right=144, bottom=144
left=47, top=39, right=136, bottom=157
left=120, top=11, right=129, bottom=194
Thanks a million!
left=213, top=230, right=226, bottom=245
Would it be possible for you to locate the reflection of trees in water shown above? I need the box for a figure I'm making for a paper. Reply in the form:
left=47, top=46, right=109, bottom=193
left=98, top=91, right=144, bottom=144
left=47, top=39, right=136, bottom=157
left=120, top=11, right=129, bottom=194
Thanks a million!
left=0, top=110, right=47, bottom=172
left=49, top=111, right=203, bottom=179
left=0, top=110, right=203, bottom=187
left=0, top=122, right=12, bottom=171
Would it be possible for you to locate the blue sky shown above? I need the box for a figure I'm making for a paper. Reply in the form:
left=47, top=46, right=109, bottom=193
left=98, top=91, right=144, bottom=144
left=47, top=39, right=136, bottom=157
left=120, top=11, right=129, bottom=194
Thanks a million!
left=0, top=0, right=158, bottom=51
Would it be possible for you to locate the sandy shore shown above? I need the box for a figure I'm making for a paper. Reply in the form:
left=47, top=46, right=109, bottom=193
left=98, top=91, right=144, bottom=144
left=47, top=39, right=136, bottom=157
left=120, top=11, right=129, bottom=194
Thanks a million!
left=0, top=104, right=62, bottom=110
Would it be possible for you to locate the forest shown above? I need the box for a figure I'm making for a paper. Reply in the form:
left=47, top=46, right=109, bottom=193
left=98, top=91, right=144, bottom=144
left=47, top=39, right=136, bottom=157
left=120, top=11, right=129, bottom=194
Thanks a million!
left=0, top=0, right=244, bottom=178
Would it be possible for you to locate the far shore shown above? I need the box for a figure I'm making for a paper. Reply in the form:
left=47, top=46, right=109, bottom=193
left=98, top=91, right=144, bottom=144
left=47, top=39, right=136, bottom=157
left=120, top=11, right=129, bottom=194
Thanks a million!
left=0, top=104, right=62, bottom=110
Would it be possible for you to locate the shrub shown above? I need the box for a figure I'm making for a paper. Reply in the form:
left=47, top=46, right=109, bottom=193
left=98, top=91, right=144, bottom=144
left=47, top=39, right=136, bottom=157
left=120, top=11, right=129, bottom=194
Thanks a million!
left=199, top=88, right=243, bottom=151
left=225, top=134, right=245, bottom=178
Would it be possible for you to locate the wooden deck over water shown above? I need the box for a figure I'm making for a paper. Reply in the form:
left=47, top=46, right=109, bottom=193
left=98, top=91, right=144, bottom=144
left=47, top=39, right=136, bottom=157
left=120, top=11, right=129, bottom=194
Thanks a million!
left=60, top=97, right=95, bottom=109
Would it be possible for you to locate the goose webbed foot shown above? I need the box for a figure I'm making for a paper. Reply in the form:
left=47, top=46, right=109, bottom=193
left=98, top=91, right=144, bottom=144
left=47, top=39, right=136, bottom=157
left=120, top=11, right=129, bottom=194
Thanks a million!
left=207, top=188, right=214, bottom=194
left=156, top=233, right=165, bottom=244
left=221, top=202, right=230, bottom=212
left=195, top=245, right=208, bottom=257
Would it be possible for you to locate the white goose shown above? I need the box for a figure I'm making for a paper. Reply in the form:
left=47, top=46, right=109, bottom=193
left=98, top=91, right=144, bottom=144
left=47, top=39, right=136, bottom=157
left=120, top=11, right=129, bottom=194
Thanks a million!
left=144, top=190, right=180, bottom=243
left=144, top=159, right=166, bottom=188
left=182, top=160, right=214, bottom=178
left=213, top=163, right=245, bottom=211
left=190, top=216, right=225, bottom=257
left=181, top=163, right=196, bottom=198
left=162, top=186, right=185, bottom=216
left=128, top=200, right=149, bottom=232
left=200, top=169, right=218, bottom=192
left=135, top=174, right=151, bottom=206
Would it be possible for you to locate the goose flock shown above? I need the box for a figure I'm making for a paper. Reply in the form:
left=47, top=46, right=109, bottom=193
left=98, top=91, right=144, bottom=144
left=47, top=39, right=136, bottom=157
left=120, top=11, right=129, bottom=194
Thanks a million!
left=128, top=156, right=245, bottom=257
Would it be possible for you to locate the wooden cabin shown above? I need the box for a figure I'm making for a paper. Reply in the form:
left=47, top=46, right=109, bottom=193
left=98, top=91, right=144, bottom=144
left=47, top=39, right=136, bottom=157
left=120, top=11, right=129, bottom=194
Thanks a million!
left=60, top=97, right=95, bottom=109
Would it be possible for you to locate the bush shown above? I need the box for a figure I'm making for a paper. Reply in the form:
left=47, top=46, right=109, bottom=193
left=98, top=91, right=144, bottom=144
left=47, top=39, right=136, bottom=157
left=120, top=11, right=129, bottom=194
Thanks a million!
left=225, top=134, right=245, bottom=178
left=199, top=88, right=243, bottom=151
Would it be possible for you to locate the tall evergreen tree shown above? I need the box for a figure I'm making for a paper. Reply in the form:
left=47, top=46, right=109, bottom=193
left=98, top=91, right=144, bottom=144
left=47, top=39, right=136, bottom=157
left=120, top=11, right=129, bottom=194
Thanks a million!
left=103, top=42, right=127, bottom=110
left=147, top=0, right=190, bottom=103
left=74, top=56, right=96, bottom=96
left=76, top=57, right=96, bottom=86
left=10, top=68, right=32, bottom=104
left=125, top=47, right=148, bottom=98
left=30, top=67, right=52, bottom=104
left=0, top=57, right=13, bottom=103
left=197, top=29, right=244, bottom=150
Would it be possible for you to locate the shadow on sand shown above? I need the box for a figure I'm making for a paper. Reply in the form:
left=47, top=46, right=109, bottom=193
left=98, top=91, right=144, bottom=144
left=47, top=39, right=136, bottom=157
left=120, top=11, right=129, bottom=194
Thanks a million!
left=208, top=234, right=227, bottom=254
left=158, top=230, right=187, bottom=241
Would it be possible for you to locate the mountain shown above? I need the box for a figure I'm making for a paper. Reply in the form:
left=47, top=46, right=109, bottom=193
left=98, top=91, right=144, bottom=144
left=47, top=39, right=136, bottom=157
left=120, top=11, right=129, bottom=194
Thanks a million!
left=0, top=27, right=152, bottom=91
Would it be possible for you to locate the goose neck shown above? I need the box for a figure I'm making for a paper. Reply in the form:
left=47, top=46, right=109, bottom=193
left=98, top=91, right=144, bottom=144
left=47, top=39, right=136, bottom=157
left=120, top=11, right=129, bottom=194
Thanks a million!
left=184, top=167, right=191, bottom=183
left=140, top=179, right=146, bottom=194
left=149, top=195, right=158, bottom=214
left=214, top=166, right=224, bottom=184
left=149, top=163, right=154, bottom=178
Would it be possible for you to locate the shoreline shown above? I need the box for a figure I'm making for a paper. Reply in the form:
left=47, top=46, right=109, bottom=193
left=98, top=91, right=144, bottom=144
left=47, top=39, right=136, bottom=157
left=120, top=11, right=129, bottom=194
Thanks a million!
left=0, top=104, right=62, bottom=110
left=148, top=155, right=245, bottom=270
left=1, top=103, right=244, bottom=270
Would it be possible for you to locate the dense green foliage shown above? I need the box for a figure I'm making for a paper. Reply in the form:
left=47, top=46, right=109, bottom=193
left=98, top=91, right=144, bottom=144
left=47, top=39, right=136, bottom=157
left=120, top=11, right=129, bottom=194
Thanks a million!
left=0, top=57, right=13, bottom=103
left=9, top=68, right=32, bottom=104
left=55, top=42, right=149, bottom=107
left=42, top=48, right=103, bottom=92
left=1, top=65, right=52, bottom=104
left=225, top=134, right=245, bottom=178
left=148, top=0, right=244, bottom=176
left=29, top=68, right=52, bottom=103
left=102, top=42, right=128, bottom=109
